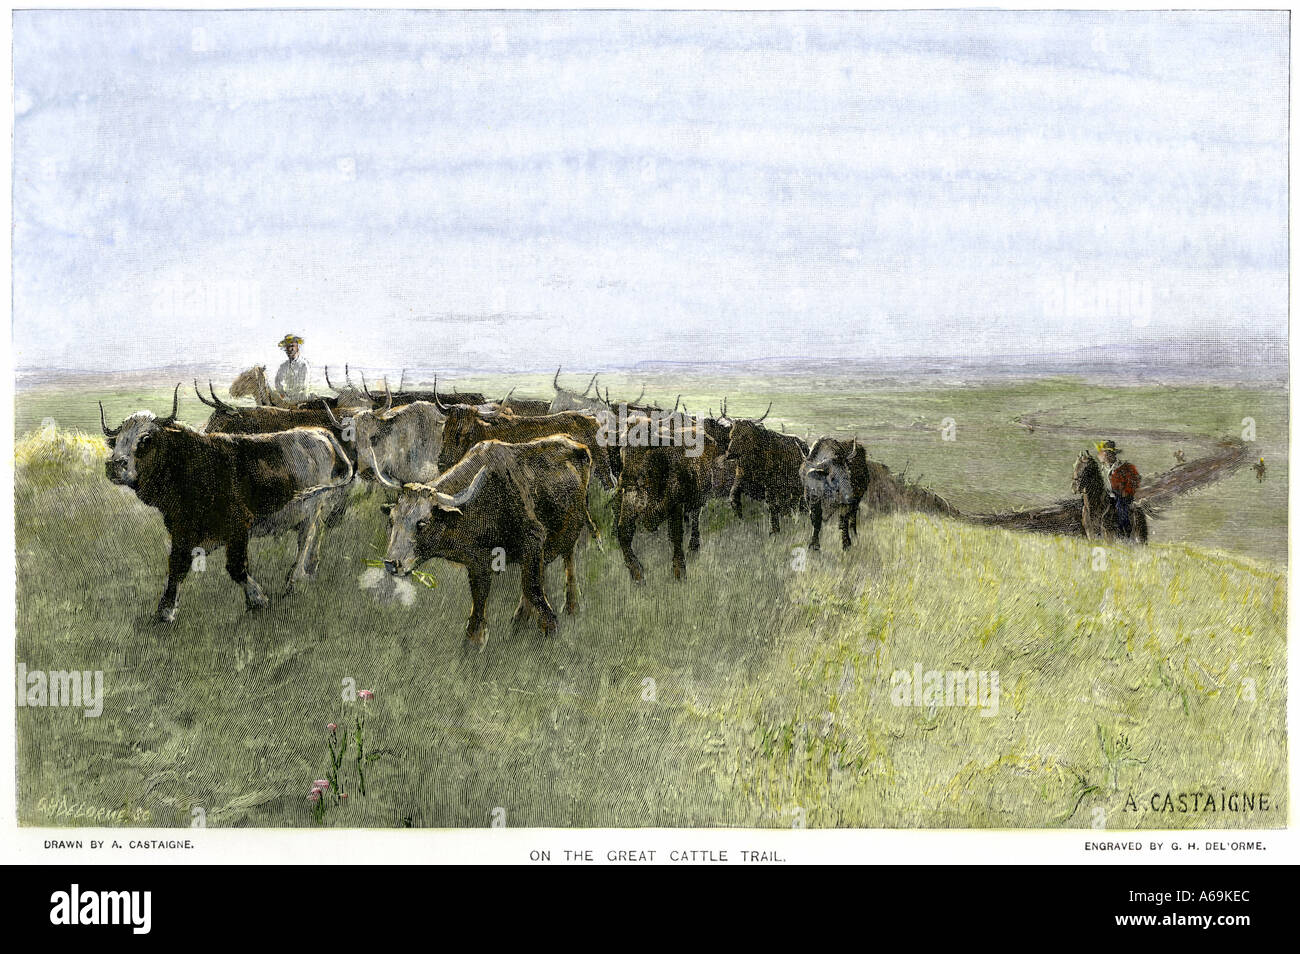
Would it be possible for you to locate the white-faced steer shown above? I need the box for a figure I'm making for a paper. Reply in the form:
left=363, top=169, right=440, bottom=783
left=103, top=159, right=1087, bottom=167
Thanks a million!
left=101, top=386, right=354, bottom=622
left=800, top=437, right=871, bottom=551
left=382, top=435, right=597, bottom=647
left=326, top=396, right=445, bottom=488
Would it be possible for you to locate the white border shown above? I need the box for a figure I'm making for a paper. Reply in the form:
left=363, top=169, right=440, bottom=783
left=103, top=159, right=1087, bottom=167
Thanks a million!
left=2, top=2, right=1295, bottom=865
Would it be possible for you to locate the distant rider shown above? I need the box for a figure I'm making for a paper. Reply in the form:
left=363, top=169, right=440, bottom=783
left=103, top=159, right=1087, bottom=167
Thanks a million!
left=1097, top=440, right=1140, bottom=536
left=274, top=333, right=310, bottom=402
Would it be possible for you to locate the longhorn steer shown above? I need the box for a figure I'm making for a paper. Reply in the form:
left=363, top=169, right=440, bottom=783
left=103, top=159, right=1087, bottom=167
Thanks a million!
left=800, top=437, right=870, bottom=550
left=382, top=435, right=598, bottom=646
left=340, top=399, right=445, bottom=487
left=195, top=381, right=362, bottom=443
left=100, top=386, right=354, bottom=622
left=436, top=405, right=616, bottom=490
left=614, top=421, right=724, bottom=583
left=724, top=408, right=808, bottom=534
left=364, top=371, right=486, bottom=408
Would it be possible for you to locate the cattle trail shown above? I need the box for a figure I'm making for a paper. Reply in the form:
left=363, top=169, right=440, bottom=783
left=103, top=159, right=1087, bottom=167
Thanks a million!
left=863, top=401, right=1253, bottom=537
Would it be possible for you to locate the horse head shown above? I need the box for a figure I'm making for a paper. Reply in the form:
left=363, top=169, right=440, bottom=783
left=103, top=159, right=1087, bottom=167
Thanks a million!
left=229, top=365, right=269, bottom=402
left=1071, top=451, right=1101, bottom=497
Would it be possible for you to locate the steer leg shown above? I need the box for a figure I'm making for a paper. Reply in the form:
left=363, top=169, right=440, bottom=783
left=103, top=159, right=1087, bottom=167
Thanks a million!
left=767, top=490, right=782, bottom=535
left=563, top=550, right=580, bottom=615
left=669, top=505, right=687, bottom=580
left=616, top=507, right=645, bottom=585
left=307, top=490, right=345, bottom=573
left=729, top=467, right=744, bottom=518
left=285, top=512, right=322, bottom=595
left=465, top=561, right=493, bottom=647
left=688, top=507, right=701, bottom=551
left=521, top=534, right=558, bottom=636
left=226, top=533, right=268, bottom=611
left=838, top=508, right=853, bottom=550
left=808, top=500, right=823, bottom=551
left=156, top=540, right=193, bottom=623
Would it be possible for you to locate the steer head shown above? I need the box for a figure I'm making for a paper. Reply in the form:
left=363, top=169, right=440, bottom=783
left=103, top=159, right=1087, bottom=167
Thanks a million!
left=381, top=468, right=491, bottom=576
left=352, top=400, right=443, bottom=488
left=801, top=437, right=858, bottom=505
left=100, top=384, right=180, bottom=489
left=722, top=418, right=763, bottom=463
left=350, top=407, right=399, bottom=487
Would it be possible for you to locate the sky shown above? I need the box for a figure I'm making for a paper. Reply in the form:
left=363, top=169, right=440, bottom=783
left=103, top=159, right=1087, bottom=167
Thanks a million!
left=11, top=10, right=1289, bottom=376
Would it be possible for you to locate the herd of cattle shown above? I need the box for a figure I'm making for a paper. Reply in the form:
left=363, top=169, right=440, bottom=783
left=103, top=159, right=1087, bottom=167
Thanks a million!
left=98, top=368, right=870, bottom=644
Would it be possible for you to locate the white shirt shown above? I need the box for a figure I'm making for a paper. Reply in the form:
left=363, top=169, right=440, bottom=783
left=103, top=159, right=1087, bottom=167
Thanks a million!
left=275, top=357, right=310, bottom=398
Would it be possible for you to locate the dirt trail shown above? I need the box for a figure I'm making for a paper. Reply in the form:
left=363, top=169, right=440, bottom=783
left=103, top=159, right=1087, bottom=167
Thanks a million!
left=868, top=400, right=1252, bottom=537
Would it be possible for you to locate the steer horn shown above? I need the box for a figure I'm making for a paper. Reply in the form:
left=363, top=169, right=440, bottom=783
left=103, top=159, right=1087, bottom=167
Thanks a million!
left=209, top=382, right=235, bottom=412
left=435, top=465, right=491, bottom=511
left=581, top=373, right=599, bottom=397
left=380, top=378, right=393, bottom=415
left=193, top=380, right=216, bottom=408
left=322, top=400, right=342, bottom=428
left=553, top=366, right=563, bottom=391
left=99, top=402, right=121, bottom=437
left=325, top=366, right=338, bottom=392
left=158, top=383, right=181, bottom=426
left=754, top=401, right=772, bottom=423
left=432, top=374, right=447, bottom=411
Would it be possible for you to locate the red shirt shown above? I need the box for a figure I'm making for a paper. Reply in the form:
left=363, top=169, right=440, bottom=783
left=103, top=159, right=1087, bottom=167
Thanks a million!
left=1109, top=462, right=1140, bottom=497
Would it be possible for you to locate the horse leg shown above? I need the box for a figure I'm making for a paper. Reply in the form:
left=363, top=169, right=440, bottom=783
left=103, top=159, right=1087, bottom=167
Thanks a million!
left=1133, top=509, right=1149, bottom=545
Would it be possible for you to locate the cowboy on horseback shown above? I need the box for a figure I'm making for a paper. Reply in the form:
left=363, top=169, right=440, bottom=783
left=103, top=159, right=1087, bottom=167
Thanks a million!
left=1097, top=440, right=1140, bottom=537
left=274, top=333, right=310, bottom=402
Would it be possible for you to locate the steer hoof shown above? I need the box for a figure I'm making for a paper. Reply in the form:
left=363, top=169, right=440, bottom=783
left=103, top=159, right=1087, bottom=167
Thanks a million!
left=537, top=612, right=558, bottom=637
left=808, top=540, right=820, bottom=552
left=465, top=626, right=489, bottom=649
left=672, top=559, right=686, bottom=581
left=155, top=606, right=178, bottom=624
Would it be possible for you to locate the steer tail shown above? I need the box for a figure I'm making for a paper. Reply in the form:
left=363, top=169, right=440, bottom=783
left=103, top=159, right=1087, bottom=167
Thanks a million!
left=570, top=442, right=603, bottom=547
left=292, top=432, right=356, bottom=504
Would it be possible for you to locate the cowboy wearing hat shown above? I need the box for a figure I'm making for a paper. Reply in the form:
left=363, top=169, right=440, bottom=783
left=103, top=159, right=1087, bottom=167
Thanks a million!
left=1096, top=439, right=1140, bottom=536
left=273, top=333, right=310, bottom=402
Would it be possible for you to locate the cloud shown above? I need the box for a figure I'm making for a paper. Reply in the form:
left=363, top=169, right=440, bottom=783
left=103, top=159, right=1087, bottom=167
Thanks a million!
left=12, top=10, right=1287, bottom=371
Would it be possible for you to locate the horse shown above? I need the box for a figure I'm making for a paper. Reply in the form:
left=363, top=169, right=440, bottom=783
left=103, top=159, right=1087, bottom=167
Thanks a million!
left=1071, top=451, right=1148, bottom=544
left=229, top=364, right=371, bottom=412
left=229, top=365, right=295, bottom=408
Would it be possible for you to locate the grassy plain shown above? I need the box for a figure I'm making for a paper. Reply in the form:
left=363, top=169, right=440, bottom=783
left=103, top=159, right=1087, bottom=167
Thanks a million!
left=14, top=373, right=1287, bottom=828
